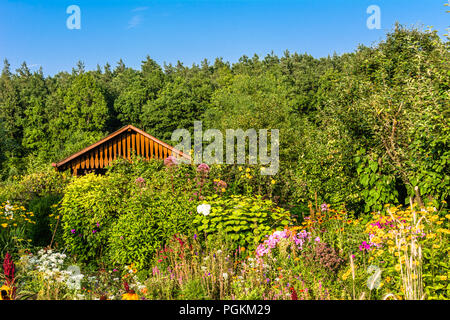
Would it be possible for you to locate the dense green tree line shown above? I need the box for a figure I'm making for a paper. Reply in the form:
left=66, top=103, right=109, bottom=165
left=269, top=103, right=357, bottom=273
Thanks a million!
left=0, top=25, right=448, bottom=212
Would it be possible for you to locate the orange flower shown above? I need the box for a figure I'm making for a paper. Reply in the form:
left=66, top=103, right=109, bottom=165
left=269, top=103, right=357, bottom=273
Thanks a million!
left=122, top=292, right=139, bottom=300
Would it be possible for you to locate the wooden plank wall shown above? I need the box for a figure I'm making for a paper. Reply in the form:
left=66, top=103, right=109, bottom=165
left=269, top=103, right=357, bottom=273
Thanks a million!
left=61, top=130, right=176, bottom=175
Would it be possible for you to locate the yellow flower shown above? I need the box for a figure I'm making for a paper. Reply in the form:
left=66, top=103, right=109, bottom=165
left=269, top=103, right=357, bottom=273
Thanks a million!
left=439, top=275, right=447, bottom=281
left=433, top=244, right=441, bottom=249
left=246, top=168, right=251, bottom=173
left=430, top=215, right=439, bottom=222
left=385, top=276, right=391, bottom=283
left=0, top=285, right=11, bottom=300
left=394, top=264, right=401, bottom=272
left=271, top=179, right=276, bottom=185
left=342, top=268, right=352, bottom=281
left=238, top=166, right=243, bottom=171
left=1, top=223, right=7, bottom=228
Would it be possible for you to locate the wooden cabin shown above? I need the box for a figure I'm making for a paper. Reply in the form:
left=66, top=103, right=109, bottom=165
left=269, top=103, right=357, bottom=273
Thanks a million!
left=52, top=125, right=191, bottom=176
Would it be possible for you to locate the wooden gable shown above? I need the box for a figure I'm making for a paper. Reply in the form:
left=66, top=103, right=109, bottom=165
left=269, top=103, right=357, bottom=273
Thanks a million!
left=52, top=125, right=190, bottom=175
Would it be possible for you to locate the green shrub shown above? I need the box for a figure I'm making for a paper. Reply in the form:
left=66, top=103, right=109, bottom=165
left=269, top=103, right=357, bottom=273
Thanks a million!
left=180, top=279, right=208, bottom=300
left=20, top=168, right=72, bottom=197
left=108, top=191, right=197, bottom=269
left=194, top=195, right=293, bottom=249
left=27, top=194, right=62, bottom=247
left=60, top=173, right=129, bottom=263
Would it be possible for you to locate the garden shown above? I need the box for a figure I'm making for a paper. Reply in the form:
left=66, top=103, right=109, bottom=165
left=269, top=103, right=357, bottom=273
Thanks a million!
left=0, top=25, right=449, bottom=300
left=0, top=156, right=449, bottom=301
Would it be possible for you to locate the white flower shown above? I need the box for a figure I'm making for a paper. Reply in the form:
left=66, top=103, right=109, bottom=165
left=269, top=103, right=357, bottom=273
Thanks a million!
left=197, top=204, right=211, bottom=216
left=222, top=273, right=228, bottom=280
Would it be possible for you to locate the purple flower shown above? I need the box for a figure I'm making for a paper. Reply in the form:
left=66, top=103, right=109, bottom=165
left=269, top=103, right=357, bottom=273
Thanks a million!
left=96, top=222, right=100, bottom=227
left=93, top=230, right=97, bottom=234
left=320, top=203, right=328, bottom=212
left=71, top=229, right=76, bottom=234
left=314, top=236, right=321, bottom=242
left=193, top=234, right=197, bottom=240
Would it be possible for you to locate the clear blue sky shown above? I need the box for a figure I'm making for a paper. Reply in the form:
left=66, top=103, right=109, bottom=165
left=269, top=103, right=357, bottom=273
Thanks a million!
left=0, top=0, right=448, bottom=75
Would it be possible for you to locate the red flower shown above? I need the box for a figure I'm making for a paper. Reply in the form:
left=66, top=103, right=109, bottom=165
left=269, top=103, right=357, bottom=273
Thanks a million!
left=3, top=252, right=15, bottom=286
left=290, top=287, right=298, bottom=300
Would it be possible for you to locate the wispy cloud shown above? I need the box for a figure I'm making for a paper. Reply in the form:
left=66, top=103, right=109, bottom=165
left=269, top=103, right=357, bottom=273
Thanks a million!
left=127, top=15, right=143, bottom=29
left=127, top=7, right=149, bottom=29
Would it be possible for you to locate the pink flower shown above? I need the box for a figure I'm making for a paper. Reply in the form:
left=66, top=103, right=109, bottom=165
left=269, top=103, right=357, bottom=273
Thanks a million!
left=197, top=163, right=210, bottom=173
left=164, top=156, right=178, bottom=167
left=135, top=177, right=145, bottom=187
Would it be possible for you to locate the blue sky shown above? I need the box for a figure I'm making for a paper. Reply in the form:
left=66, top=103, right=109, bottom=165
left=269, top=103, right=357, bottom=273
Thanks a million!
left=0, top=0, right=448, bottom=75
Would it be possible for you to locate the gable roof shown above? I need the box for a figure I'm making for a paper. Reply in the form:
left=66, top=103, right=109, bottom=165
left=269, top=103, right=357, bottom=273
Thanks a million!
left=52, top=125, right=191, bottom=170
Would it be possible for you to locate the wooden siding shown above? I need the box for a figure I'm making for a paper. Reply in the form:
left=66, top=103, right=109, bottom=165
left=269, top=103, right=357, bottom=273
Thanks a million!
left=52, top=125, right=190, bottom=175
